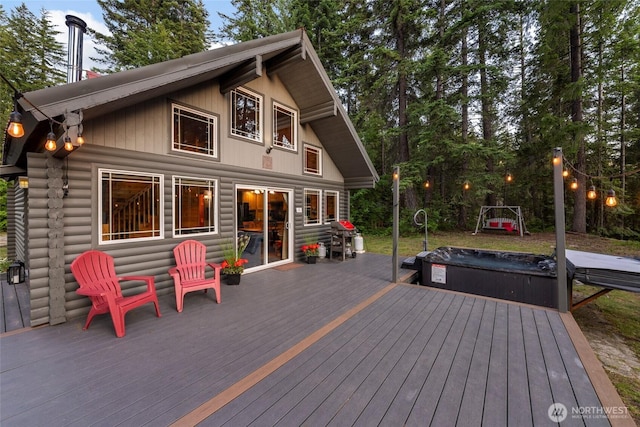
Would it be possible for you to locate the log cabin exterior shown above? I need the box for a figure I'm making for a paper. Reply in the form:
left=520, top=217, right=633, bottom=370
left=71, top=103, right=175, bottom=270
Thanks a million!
left=1, top=29, right=378, bottom=327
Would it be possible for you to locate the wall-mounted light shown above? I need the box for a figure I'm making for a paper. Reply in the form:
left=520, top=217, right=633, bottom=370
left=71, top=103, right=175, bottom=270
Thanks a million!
left=393, top=169, right=399, bottom=180
left=553, top=149, right=562, bottom=166
left=266, top=144, right=273, bottom=154
left=18, top=176, right=28, bottom=189
left=570, top=178, right=578, bottom=190
left=587, top=185, right=597, bottom=200
left=605, top=189, right=618, bottom=207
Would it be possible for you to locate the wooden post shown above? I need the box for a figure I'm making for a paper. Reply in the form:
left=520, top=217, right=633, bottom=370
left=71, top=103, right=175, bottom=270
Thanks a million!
left=553, top=147, right=568, bottom=312
left=392, top=166, right=399, bottom=283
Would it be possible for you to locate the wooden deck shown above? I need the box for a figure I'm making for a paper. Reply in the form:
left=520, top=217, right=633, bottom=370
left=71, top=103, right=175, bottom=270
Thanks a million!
left=0, top=253, right=631, bottom=426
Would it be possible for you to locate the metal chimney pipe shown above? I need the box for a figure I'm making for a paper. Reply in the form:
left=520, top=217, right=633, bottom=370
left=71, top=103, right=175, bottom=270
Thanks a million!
left=65, top=15, right=87, bottom=84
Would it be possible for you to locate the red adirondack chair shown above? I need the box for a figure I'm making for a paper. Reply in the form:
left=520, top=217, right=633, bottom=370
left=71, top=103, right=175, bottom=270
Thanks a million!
left=169, top=240, right=221, bottom=312
left=71, top=250, right=161, bottom=338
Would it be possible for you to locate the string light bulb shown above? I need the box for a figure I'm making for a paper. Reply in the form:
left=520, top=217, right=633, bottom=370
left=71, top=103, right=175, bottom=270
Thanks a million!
left=7, top=111, right=24, bottom=138
left=64, top=135, right=73, bottom=151
left=505, top=172, right=513, bottom=183
left=76, top=132, right=85, bottom=145
left=424, top=180, right=430, bottom=189
left=605, top=189, right=618, bottom=207
left=563, top=169, right=569, bottom=178
left=44, top=121, right=57, bottom=151
left=463, top=181, right=470, bottom=191
left=570, top=178, right=578, bottom=190
left=587, top=185, right=597, bottom=200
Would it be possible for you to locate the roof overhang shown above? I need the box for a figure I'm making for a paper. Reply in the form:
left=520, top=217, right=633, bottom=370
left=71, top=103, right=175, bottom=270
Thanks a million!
left=3, top=29, right=378, bottom=187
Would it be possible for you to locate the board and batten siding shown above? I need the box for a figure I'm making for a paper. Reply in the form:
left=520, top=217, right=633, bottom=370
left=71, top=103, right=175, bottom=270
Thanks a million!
left=85, top=77, right=343, bottom=182
left=25, top=141, right=350, bottom=325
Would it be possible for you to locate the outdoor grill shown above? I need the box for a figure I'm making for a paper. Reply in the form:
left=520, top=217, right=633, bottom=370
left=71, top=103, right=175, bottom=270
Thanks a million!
left=330, top=220, right=358, bottom=261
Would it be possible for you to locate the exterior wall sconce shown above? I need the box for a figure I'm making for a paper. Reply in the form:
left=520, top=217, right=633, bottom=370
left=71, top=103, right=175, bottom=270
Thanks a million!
left=18, top=176, right=29, bottom=189
left=7, top=261, right=25, bottom=285
left=605, top=189, right=618, bottom=207
left=587, top=185, right=597, bottom=200
left=570, top=178, right=578, bottom=190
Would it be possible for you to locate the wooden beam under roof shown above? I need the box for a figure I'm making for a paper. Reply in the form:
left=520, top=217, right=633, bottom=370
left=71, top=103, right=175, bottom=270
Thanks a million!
left=300, top=100, right=336, bottom=124
left=219, top=55, right=263, bottom=94
left=266, top=45, right=306, bottom=75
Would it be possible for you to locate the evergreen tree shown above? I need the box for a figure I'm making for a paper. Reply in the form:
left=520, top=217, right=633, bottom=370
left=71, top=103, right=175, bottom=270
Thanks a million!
left=93, top=0, right=212, bottom=71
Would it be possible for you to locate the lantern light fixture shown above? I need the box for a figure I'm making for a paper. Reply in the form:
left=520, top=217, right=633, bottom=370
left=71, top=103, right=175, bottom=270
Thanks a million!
left=18, top=176, right=29, bottom=189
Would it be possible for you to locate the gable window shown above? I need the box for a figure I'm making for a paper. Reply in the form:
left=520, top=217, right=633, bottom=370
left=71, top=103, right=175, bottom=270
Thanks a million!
left=99, top=169, right=163, bottom=243
left=173, top=176, right=218, bottom=236
left=304, top=189, right=321, bottom=226
left=172, top=104, right=218, bottom=158
left=324, top=191, right=339, bottom=223
left=231, top=87, right=262, bottom=142
left=304, top=144, right=322, bottom=175
left=273, top=102, right=297, bottom=150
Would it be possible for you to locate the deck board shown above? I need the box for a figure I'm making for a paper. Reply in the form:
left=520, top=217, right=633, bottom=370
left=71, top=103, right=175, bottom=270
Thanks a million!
left=0, top=253, right=621, bottom=426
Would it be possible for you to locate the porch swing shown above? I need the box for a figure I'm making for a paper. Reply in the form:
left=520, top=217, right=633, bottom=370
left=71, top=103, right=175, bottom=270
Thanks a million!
left=472, top=205, right=529, bottom=237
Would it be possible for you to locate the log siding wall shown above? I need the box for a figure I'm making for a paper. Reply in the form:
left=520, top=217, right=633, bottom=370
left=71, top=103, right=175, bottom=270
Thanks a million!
left=21, top=68, right=364, bottom=327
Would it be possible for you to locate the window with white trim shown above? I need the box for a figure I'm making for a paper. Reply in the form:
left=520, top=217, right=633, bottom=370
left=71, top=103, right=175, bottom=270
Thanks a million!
left=304, top=188, right=322, bottom=226
left=273, top=102, right=297, bottom=150
left=230, top=87, right=262, bottom=142
left=172, top=104, right=218, bottom=158
left=173, top=176, right=218, bottom=236
left=304, top=144, right=322, bottom=175
left=99, top=169, right=163, bottom=243
left=324, top=191, right=339, bottom=223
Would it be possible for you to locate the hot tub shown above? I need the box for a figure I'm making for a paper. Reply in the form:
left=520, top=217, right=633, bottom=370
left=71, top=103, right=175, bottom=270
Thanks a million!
left=421, top=247, right=558, bottom=308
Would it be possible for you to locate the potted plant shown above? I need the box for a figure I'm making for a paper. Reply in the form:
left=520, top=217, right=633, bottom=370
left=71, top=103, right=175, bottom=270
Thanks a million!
left=221, top=234, right=250, bottom=285
left=301, top=241, right=320, bottom=264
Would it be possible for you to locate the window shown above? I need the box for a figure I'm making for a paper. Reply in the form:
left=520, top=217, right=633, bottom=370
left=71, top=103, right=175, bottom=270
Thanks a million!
left=99, top=169, right=163, bottom=243
left=324, top=191, right=339, bottom=223
left=304, top=189, right=321, bottom=226
left=172, top=104, right=218, bottom=158
left=231, top=87, right=262, bottom=141
left=304, top=144, right=322, bottom=175
left=173, top=176, right=218, bottom=236
left=273, top=102, right=297, bottom=150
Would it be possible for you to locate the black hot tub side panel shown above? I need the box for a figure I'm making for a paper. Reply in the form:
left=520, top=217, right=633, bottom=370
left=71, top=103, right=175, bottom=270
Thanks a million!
left=421, top=247, right=558, bottom=309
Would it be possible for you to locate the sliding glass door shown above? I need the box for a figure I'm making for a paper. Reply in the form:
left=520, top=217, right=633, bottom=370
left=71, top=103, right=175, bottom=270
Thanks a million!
left=236, top=186, right=292, bottom=270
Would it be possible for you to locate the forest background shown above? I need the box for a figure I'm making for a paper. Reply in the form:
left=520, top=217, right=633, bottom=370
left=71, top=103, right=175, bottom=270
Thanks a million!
left=1, top=0, right=639, bottom=240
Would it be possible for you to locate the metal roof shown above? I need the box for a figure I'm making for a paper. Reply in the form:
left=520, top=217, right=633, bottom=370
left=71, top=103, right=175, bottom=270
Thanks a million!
left=2, top=29, right=378, bottom=187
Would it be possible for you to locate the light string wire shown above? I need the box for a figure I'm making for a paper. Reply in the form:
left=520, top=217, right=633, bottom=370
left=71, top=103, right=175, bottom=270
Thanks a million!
left=1, top=73, right=64, bottom=126
left=562, top=157, right=640, bottom=181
